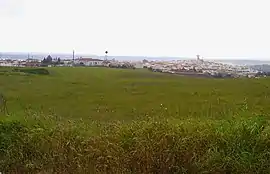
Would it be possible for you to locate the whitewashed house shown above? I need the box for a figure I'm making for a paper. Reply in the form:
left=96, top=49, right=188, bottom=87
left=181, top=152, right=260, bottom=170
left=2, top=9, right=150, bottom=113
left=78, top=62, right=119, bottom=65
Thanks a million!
left=134, top=62, right=144, bottom=69
left=74, top=58, right=103, bottom=66
left=0, top=60, right=14, bottom=67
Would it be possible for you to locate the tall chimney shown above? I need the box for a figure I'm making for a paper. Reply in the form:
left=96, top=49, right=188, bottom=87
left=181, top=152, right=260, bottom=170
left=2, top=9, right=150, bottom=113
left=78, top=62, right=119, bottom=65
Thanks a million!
left=73, top=50, right=75, bottom=61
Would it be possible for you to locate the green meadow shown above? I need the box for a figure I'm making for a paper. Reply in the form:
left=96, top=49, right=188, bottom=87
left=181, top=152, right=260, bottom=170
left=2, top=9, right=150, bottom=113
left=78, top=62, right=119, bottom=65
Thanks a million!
left=1, top=67, right=270, bottom=173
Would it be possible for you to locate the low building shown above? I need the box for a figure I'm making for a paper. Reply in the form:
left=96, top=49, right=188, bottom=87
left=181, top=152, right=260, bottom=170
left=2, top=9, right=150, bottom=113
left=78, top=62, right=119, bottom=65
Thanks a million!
left=134, top=62, right=144, bottom=69
left=25, top=61, right=41, bottom=67
left=74, top=58, right=103, bottom=66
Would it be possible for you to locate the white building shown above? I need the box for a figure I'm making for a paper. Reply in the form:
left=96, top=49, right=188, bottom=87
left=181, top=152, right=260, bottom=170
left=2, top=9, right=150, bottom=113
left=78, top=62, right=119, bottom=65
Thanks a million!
left=74, top=58, right=103, bottom=66
left=134, top=62, right=144, bottom=68
left=0, top=62, right=13, bottom=67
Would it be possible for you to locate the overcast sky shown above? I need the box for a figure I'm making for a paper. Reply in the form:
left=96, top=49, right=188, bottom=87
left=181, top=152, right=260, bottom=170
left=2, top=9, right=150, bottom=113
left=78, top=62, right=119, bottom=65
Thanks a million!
left=0, top=0, right=270, bottom=59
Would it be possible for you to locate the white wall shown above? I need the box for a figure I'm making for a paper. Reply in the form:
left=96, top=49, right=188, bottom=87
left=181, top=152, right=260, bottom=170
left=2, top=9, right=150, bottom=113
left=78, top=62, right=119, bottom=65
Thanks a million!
left=85, top=61, right=103, bottom=66
left=0, top=63, right=13, bottom=66
left=135, top=63, right=143, bottom=68
left=75, top=60, right=103, bottom=66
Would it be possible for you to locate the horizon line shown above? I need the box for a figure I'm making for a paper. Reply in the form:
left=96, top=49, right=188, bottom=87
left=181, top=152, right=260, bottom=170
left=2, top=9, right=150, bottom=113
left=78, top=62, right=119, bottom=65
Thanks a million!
left=1, top=51, right=270, bottom=61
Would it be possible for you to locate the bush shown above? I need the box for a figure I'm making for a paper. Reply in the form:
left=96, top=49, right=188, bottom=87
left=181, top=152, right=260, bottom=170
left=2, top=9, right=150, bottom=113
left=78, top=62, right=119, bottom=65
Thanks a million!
left=12, top=68, right=50, bottom=75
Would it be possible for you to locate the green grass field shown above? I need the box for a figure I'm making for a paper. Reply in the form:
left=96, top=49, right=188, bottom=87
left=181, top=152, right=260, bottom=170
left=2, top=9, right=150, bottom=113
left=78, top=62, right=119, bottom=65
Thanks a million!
left=1, top=67, right=270, bottom=173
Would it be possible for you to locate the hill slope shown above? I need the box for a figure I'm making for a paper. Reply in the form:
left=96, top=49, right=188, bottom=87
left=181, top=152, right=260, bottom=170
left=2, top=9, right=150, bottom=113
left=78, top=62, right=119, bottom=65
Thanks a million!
left=1, top=67, right=270, bottom=173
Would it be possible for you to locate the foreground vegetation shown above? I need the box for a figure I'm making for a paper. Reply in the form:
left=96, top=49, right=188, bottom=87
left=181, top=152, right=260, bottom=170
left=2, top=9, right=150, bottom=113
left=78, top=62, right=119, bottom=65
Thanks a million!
left=1, top=67, right=270, bottom=173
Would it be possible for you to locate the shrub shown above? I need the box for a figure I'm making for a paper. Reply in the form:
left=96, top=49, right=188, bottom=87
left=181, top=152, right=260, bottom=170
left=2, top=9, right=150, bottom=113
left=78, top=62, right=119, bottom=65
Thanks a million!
left=12, top=68, right=50, bottom=75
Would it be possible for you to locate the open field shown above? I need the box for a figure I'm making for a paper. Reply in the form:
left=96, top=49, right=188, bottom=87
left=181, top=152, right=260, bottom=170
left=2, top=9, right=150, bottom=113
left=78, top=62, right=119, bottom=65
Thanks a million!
left=1, top=67, right=270, bottom=173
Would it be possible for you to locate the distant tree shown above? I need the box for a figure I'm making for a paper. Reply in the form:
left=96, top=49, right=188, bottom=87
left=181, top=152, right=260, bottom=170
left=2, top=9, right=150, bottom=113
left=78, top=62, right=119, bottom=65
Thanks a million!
left=46, top=55, right=53, bottom=63
left=143, top=59, right=148, bottom=63
left=42, top=57, right=47, bottom=63
left=41, top=55, right=53, bottom=66
left=256, top=72, right=263, bottom=77
left=214, top=73, right=223, bottom=78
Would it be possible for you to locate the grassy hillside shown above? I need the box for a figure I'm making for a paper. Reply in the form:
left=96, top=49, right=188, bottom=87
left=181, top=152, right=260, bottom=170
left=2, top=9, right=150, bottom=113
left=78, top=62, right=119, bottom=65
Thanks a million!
left=2, top=67, right=270, bottom=120
left=1, top=67, right=270, bottom=173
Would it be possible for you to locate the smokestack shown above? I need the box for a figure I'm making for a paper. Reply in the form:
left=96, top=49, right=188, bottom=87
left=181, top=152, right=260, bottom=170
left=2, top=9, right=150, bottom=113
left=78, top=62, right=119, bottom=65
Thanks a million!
left=73, top=50, right=75, bottom=61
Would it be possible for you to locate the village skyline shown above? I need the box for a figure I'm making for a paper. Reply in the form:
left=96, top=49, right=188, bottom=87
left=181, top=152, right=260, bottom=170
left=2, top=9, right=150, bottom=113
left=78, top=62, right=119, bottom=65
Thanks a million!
left=2, top=52, right=270, bottom=66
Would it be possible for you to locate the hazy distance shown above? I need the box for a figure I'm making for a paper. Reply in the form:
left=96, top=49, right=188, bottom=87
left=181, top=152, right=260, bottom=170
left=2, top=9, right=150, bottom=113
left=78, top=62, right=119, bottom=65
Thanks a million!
left=1, top=0, right=270, bottom=59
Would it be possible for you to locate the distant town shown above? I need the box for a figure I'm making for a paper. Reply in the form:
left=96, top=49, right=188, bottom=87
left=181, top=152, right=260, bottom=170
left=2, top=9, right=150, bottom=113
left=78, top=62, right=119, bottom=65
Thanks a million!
left=1, top=53, right=270, bottom=78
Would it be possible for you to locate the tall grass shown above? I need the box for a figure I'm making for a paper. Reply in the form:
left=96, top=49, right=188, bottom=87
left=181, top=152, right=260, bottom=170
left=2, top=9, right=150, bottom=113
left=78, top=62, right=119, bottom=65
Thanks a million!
left=1, top=115, right=270, bottom=173
left=1, top=67, right=270, bottom=173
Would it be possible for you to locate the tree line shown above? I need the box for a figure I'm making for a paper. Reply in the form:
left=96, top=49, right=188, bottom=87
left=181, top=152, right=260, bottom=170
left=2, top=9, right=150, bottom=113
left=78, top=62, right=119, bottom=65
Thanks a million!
left=41, top=55, right=63, bottom=66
